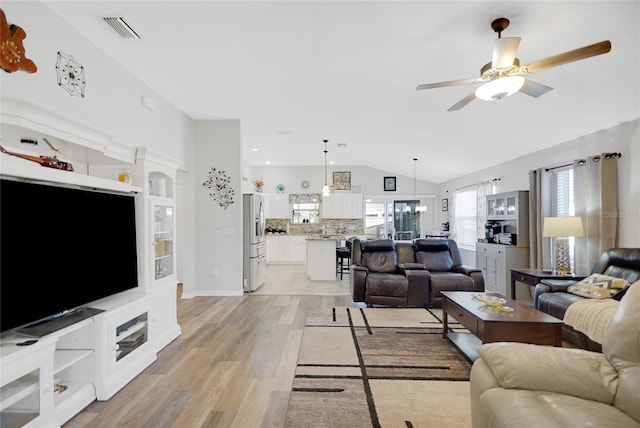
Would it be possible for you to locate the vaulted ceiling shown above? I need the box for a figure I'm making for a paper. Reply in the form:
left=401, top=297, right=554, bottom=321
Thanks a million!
left=43, top=1, right=640, bottom=183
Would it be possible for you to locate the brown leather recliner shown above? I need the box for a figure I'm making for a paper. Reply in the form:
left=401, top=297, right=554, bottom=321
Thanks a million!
left=413, top=239, right=485, bottom=307
left=534, top=248, right=640, bottom=351
left=350, top=239, right=429, bottom=306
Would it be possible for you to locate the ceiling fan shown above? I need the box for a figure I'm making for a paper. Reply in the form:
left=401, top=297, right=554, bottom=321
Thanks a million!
left=416, top=18, right=611, bottom=111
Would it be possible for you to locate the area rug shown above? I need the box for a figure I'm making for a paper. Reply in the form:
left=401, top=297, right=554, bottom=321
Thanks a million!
left=284, top=307, right=472, bottom=428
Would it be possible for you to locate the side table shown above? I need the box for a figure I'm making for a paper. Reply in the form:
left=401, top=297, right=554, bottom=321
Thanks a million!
left=510, top=268, right=587, bottom=300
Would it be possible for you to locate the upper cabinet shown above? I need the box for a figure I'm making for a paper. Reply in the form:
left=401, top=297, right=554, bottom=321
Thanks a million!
left=486, top=190, right=530, bottom=246
left=268, top=194, right=290, bottom=219
left=486, top=191, right=527, bottom=221
left=321, top=193, right=363, bottom=219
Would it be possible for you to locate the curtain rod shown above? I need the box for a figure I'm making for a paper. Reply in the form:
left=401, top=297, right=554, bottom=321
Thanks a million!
left=544, top=152, right=622, bottom=172
left=454, top=177, right=500, bottom=191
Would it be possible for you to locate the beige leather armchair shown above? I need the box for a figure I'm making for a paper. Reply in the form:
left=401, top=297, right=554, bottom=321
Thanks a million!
left=470, top=282, right=640, bottom=428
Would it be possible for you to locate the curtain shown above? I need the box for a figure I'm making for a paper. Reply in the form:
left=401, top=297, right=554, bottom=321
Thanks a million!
left=528, top=168, right=553, bottom=269
left=573, top=154, right=619, bottom=273
left=449, top=190, right=457, bottom=242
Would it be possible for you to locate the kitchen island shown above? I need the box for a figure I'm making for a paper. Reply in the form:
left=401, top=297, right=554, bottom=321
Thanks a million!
left=306, top=237, right=338, bottom=280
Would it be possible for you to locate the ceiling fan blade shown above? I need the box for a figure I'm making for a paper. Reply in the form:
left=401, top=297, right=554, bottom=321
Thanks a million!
left=416, top=76, right=483, bottom=91
left=447, top=93, right=476, bottom=111
left=492, top=37, right=521, bottom=69
left=520, top=40, right=611, bottom=74
left=519, top=79, right=553, bottom=98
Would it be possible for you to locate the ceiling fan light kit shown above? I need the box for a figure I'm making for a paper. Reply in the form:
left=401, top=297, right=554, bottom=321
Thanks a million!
left=475, top=75, right=525, bottom=101
left=416, top=17, right=612, bottom=111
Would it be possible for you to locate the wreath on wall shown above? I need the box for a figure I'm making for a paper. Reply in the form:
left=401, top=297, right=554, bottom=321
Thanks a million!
left=202, top=167, right=235, bottom=209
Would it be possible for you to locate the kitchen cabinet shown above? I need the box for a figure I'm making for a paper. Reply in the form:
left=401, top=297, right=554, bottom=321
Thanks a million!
left=476, top=242, right=529, bottom=296
left=268, top=194, right=290, bottom=219
left=266, top=235, right=307, bottom=263
left=321, top=194, right=363, bottom=219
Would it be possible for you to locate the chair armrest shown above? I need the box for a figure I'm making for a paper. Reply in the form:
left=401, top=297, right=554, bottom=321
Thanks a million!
left=399, top=262, right=426, bottom=271
left=477, top=342, right=617, bottom=404
left=452, top=265, right=484, bottom=291
left=350, top=265, right=369, bottom=302
left=533, top=279, right=579, bottom=306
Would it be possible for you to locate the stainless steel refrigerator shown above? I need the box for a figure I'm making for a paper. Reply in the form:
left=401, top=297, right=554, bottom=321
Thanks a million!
left=243, top=193, right=266, bottom=292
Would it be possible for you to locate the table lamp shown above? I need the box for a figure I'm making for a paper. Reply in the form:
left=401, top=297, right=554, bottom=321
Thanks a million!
left=543, top=216, right=584, bottom=275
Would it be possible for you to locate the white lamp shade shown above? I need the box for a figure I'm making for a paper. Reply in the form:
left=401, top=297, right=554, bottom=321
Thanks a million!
left=475, top=76, right=525, bottom=101
left=322, top=184, right=330, bottom=196
left=543, top=216, right=584, bottom=238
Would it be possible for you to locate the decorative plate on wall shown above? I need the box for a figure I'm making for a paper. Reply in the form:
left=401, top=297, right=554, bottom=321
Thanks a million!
left=276, top=184, right=285, bottom=194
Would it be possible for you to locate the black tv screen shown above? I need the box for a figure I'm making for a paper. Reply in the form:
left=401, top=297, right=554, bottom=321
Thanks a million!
left=0, top=178, right=139, bottom=334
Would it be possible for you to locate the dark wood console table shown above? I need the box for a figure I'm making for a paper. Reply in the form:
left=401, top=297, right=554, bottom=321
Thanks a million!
left=510, top=268, right=587, bottom=300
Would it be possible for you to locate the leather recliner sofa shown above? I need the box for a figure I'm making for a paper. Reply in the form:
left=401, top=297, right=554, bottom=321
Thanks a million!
left=469, top=282, right=640, bottom=428
left=350, top=239, right=430, bottom=306
left=413, top=239, right=485, bottom=307
left=534, top=248, right=640, bottom=351
left=350, top=238, right=484, bottom=307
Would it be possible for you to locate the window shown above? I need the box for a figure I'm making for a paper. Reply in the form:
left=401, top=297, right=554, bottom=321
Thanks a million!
left=554, top=168, right=574, bottom=216
left=553, top=167, right=576, bottom=268
left=454, top=188, right=477, bottom=250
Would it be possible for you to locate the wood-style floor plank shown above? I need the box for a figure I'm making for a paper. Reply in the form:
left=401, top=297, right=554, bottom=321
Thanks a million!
left=65, top=268, right=355, bottom=428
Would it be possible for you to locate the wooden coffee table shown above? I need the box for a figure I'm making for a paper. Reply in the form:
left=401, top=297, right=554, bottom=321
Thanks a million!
left=441, top=291, right=563, bottom=361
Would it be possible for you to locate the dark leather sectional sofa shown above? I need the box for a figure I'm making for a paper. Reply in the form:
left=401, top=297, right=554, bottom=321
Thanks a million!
left=350, top=238, right=484, bottom=307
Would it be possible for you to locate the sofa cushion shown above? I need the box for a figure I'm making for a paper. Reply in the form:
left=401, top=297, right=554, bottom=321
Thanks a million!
left=567, top=274, right=630, bottom=299
left=365, top=273, right=408, bottom=299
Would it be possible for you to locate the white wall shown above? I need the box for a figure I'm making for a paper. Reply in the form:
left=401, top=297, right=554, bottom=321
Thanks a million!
left=192, top=120, right=244, bottom=296
left=252, top=164, right=440, bottom=196
left=440, top=118, right=640, bottom=265
left=0, top=2, right=192, bottom=162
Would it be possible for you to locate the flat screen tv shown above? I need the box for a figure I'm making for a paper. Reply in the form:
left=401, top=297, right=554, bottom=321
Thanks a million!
left=0, top=177, right=139, bottom=335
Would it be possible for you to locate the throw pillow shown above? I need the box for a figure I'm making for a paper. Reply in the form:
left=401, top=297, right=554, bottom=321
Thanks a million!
left=567, top=274, right=630, bottom=299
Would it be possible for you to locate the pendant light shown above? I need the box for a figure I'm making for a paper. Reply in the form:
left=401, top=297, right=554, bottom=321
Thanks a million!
left=322, top=139, right=330, bottom=196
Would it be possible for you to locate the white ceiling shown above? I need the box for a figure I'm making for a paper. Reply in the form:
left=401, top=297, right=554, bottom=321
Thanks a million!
left=43, top=1, right=640, bottom=184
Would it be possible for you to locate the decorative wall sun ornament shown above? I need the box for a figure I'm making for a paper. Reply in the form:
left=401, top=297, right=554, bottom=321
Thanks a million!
left=0, top=9, right=37, bottom=73
left=56, top=51, right=86, bottom=97
left=202, top=167, right=235, bottom=209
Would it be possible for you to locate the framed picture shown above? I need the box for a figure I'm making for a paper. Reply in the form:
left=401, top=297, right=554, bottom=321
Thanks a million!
left=332, top=171, right=351, bottom=190
left=384, top=176, right=396, bottom=191
left=442, top=198, right=448, bottom=211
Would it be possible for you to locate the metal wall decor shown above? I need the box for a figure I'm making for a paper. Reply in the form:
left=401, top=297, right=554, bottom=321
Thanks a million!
left=333, top=171, right=351, bottom=190
left=202, top=167, right=235, bottom=209
left=56, top=51, right=86, bottom=97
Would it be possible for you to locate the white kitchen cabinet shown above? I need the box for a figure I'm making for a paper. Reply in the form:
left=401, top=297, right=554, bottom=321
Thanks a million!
left=268, top=194, right=290, bottom=219
left=486, top=191, right=529, bottom=246
left=266, top=235, right=307, bottom=263
left=476, top=243, right=529, bottom=295
left=321, top=194, right=363, bottom=219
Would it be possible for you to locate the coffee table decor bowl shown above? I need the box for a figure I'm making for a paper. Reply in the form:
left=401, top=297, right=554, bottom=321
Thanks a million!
left=472, top=294, right=506, bottom=307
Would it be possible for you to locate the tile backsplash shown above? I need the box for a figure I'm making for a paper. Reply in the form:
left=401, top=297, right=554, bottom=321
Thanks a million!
left=266, top=218, right=363, bottom=236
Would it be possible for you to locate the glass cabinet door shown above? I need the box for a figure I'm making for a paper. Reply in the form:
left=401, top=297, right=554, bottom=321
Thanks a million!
left=495, top=198, right=506, bottom=216
left=506, top=195, right=517, bottom=217
left=153, top=205, right=173, bottom=280
left=487, top=198, right=497, bottom=217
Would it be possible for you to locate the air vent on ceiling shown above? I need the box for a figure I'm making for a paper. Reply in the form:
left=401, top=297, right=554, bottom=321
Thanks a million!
left=337, top=143, right=348, bottom=148
left=103, top=17, right=142, bottom=39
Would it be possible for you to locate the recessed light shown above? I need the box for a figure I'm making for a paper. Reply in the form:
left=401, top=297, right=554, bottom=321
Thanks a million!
left=265, top=161, right=271, bottom=165
left=329, top=161, right=335, bottom=165
left=337, top=143, right=347, bottom=148
left=252, top=148, right=259, bottom=152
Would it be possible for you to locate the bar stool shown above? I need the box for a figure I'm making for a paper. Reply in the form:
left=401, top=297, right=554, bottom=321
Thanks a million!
left=336, top=246, right=351, bottom=280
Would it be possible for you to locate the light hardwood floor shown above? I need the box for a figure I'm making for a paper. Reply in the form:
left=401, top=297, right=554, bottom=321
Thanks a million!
left=64, top=264, right=357, bottom=428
